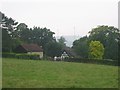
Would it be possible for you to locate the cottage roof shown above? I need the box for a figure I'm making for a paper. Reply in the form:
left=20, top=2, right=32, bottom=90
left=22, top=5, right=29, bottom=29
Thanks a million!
left=20, top=44, right=43, bottom=52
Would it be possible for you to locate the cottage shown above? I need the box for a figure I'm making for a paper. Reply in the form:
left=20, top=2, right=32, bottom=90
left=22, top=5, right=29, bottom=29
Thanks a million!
left=62, top=46, right=79, bottom=58
left=14, top=44, right=43, bottom=58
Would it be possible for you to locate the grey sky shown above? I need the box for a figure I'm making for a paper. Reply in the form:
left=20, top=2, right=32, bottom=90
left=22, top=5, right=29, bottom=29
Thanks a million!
left=1, top=0, right=119, bottom=37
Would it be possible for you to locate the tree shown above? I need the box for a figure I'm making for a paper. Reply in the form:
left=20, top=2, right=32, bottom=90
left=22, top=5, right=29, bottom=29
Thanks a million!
left=31, top=27, right=56, bottom=50
left=17, top=26, right=57, bottom=56
left=15, top=25, right=56, bottom=50
left=45, top=41, right=62, bottom=58
left=16, top=23, right=32, bottom=43
left=2, top=30, right=12, bottom=52
left=89, top=41, right=104, bottom=59
left=72, top=36, right=89, bottom=58
left=117, top=36, right=120, bottom=61
left=57, top=36, right=66, bottom=46
left=2, top=13, right=18, bottom=52
left=89, top=25, right=120, bottom=60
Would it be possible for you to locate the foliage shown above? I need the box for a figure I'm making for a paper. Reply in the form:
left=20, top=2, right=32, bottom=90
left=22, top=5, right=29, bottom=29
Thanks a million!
left=15, top=24, right=56, bottom=50
left=2, top=13, right=18, bottom=52
left=16, top=24, right=56, bottom=55
left=45, top=41, right=62, bottom=57
left=65, top=57, right=118, bottom=66
left=2, top=53, right=40, bottom=60
left=2, top=30, right=12, bottom=52
left=89, top=41, right=104, bottom=59
left=16, top=23, right=32, bottom=43
left=2, top=53, right=16, bottom=58
left=16, top=54, right=40, bottom=60
left=3, top=58, right=118, bottom=88
left=31, top=27, right=56, bottom=49
left=89, top=25, right=120, bottom=60
left=72, top=36, right=89, bottom=58
left=73, top=25, right=120, bottom=60
left=57, top=36, right=66, bottom=46
left=1, top=12, right=56, bottom=57
left=2, top=12, right=119, bottom=60
left=118, top=36, right=120, bottom=61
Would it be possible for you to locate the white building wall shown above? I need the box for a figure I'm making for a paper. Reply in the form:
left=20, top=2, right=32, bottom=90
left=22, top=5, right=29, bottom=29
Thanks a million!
left=27, top=52, right=43, bottom=59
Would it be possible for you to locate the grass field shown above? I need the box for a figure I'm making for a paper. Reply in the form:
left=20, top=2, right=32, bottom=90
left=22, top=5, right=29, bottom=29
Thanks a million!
left=2, top=58, right=118, bottom=88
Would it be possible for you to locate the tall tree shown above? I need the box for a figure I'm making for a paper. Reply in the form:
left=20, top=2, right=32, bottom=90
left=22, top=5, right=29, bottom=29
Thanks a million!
left=72, top=36, right=89, bottom=58
left=16, top=23, right=32, bottom=43
left=2, top=13, right=18, bottom=52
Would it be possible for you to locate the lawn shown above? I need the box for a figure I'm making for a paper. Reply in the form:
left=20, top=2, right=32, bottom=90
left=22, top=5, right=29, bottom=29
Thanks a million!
left=2, top=58, right=118, bottom=88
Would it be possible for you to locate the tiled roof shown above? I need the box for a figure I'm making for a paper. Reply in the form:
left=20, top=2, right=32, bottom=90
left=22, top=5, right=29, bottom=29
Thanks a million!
left=21, top=44, right=43, bottom=52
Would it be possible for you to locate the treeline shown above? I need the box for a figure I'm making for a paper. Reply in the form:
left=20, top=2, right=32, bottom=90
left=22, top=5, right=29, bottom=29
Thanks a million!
left=1, top=12, right=120, bottom=60
left=72, top=26, right=120, bottom=60
left=1, top=12, right=66, bottom=57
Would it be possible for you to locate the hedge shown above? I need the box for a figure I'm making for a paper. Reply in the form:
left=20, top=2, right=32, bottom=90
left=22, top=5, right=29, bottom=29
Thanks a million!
left=2, top=53, right=40, bottom=60
left=64, top=57, right=119, bottom=66
left=2, top=53, right=119, bottom=66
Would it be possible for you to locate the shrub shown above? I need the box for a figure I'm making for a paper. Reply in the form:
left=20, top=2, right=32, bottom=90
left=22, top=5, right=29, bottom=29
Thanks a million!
left=2, top=53, right=40, bottom=60
left=2, top=53, right=16, bottom=58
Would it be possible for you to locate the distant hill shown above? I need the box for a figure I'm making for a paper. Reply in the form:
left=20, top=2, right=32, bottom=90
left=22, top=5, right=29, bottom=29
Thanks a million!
left=56, top=35, right=81, bottom=47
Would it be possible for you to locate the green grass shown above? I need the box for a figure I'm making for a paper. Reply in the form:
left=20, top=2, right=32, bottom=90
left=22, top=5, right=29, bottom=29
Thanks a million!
left=2, top=58, right=118, bottom=88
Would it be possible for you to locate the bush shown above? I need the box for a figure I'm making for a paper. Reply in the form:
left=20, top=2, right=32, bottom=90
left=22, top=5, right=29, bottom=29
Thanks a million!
left=2, top=53, right=40, bottom=60
left=2, top=53, right=16, bottom=58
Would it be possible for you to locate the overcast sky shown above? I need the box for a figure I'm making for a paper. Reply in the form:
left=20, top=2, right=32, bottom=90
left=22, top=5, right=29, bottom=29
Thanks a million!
left=1, top=0, right=119, bottom=37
